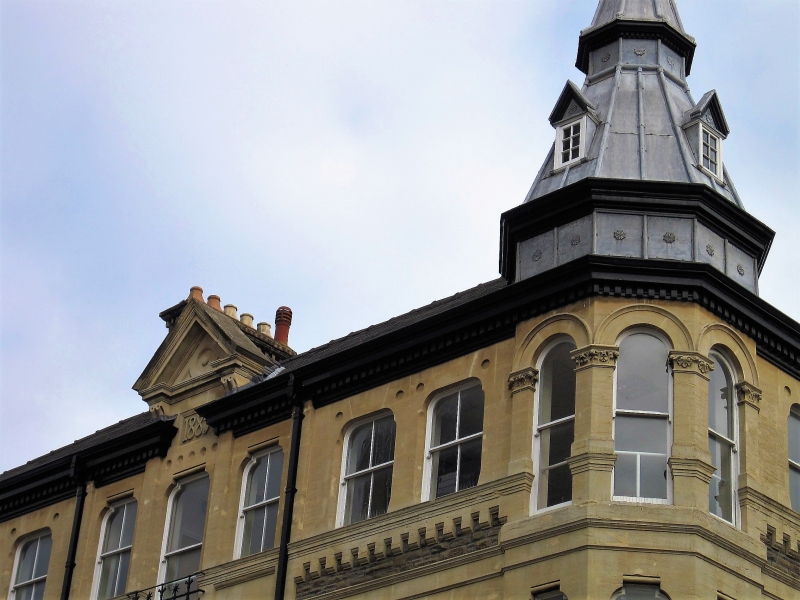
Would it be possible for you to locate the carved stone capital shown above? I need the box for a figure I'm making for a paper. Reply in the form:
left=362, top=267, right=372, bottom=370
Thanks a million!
left=567, top=451, right=617, bottom=475
left=735, top=382, right=762, bottom=412
left=668, top=457, right=717, bottom=484
left=570, top=345, right=619, bottom=371
left=507, top=367, right=538, bottom=396
left=668, top=351, right=714, bottom=378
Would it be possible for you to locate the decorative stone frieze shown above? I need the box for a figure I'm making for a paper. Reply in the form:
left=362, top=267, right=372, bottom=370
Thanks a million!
left=567, top=451, right=616, bottom=475
left=507, top=367, right=539, bottom=396
left=736, top=381, right=763, bottom=412
left=668, top=351, right=714, bottom=378
left=293, top=506, right=506, bottom=599
left=570, top=345, right=619, bottom=370
left=762, top=525, right=800, bottom=580
left=667, top=456, right=717, bottom=484
left=182, top=412, right=210, bottom=443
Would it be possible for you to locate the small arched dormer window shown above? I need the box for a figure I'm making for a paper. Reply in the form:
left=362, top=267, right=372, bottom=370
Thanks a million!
left=425, top=382, right=485, bottom=500
left=10, top=530, right=52, bottom=600
left=535, top=338, right=577, bottom=510
left=613, top=331, right=672, bottom=503
left=708, top=352, right=738, bottom=524
left=236, top=447, right=284, bottom=558
left=338, top=413, right=396, bottom=526
left=789, top=405, right=800, bottom=512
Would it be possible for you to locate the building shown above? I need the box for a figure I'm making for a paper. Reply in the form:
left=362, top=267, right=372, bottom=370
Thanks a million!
left=2, top=1, right=800, bottom=599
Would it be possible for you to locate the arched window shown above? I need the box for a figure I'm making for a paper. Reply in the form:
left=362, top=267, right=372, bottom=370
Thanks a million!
left=708, top=352, right=738, bottom=523
left=237, top=448, right=284, bottom=557
left=339, top=414, right=396, bottom=525
left=427, top=382, right=485, bottom=499
left=10, top=530, right=52, bottom=600
left=94, top=499, right=137, bottom=599
left=159, top=473, right=209, bottom=591
left=614, top=331, right=671, bottom=502
left=611, top=584, right=671, bottom=599
left=790, top=405, right=800, bottom=511
left=535, top=338, right=577, bottom=509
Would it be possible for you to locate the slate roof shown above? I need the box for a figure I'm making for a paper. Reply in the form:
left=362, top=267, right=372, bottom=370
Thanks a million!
left=0, top=412, right=173, bottom=482
left=527, top=0, right=744, bottom=209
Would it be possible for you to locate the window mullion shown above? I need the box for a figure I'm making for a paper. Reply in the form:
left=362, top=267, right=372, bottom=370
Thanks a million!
left=455, top=443, right=461, bottom=494
left=430, top=431, right=482, bottom=455
left=789, top=459, right=800, bottom=470
left=164, top=542, right=203, bottom=559
left=14, top=574, right=48, bottom=589
left=538, top=414, right=575, bottom=432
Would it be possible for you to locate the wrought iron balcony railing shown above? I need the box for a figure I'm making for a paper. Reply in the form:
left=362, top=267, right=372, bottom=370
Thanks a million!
left=124, top=572, right=205, bottom=600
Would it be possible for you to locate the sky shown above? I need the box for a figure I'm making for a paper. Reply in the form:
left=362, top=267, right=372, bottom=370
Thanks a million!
left=1, top=0, right=798, bottom=473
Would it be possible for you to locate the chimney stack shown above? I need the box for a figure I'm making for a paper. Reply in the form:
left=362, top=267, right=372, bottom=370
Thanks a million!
left=224, top=304, right=238, bottom=319
left=240, top=313, right=254, bottom=328
left=274, top=307, right=293, bottom=345
left=207, top=295, right=222, bottom=311
left=258, top=322, right=272, bottom=337
left=189, top=286, right=204, bottom=302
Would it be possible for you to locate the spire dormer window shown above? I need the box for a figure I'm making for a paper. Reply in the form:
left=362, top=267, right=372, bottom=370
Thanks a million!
left=701, top=127, right=721, bottom=178
left=555, top=116, right=587, bottom=169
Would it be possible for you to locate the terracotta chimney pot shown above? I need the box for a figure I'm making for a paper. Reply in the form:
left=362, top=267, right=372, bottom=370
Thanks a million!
left=257, top=322, right=272, bottom=337
left=224, top=304, right=238, bottom=319
left=207, top=295, right=222, bottom=311
left=275, top=306, right=293, bottom=345
left=189, top=286, right=204, bottom=302
left=240, top=313, right=254, bottom=327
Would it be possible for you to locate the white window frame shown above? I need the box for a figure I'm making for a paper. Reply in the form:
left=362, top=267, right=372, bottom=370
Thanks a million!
left=554, top=115, right=587, bottom=170
left=698, top=124, right=723, bottom=181
left=8, top=529, right=51, bottom=600
left=532, top=336, right=577, bottom=514
left=789, top=406, right=800, bottom=512
left=421, top=379, right=484, bottom=502
left=157, top=471, right=209, bottom=587
left=612, top=328, right=673, bottom=505
left=90, top=497, right=138, bottom=600
left=707, top=351, right=740, bottom=527
left=234, top=446, right=283, bottom=559
left=335, top=411, right=395, bottom=527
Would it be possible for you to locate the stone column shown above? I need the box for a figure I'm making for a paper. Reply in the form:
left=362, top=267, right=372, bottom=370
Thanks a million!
left=506, top=367, right=538, bottom=477
left=568, top=345, right=618, bottom=504
left=735, top=381, right=762, bottom=532
left=668, top=352, right=716, bottom=509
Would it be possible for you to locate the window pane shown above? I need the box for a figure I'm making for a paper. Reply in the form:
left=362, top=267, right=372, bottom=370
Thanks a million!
left=243, top=506, right=267, bottom=556
left=165, top=546, right=201, bottom=583
left=709, top=436, right=734, bottom=521
left=433, top=445, right=458, bottom=498
left=370, top=466, right=393, bottom=518
left=562, top=140, right=570, bottom=151
left=573, top=123, right=580, bottom=134
left=348, top=422, right=373, bottom=474
left=168, top=476, right=209, bottom=553
left=791, top=465, right=800, bottom=512
left=703, top=156, right=710, bottom=169
left=617, top=334, right=670, bottom=412
left=372, top=417, right=396, bottom=466
left=114, top=550, right=131, bottom=596
left=614, top=453, right=638, bottom=497
left=562, top=126, right=571, bottom=138
left=98, top=553, right=121, bottom=600
left=708, top=357, right=734, bottom=437
left=458, top=438, right=482, bottom=492
left=434, top=394, right=458, bottom=446
left=346, top=473, right=371, bottom=525
left=104, top=508, right=125, bottom=553
left=265, top=450, right=284, bottom=501
left=32, top=535, right=51, bottom=579
left=540, top=420, right=574, bottom=467
left=119, top=502, right=137, bottom=548
left=459, top=386, right=484, bottom=438
left=16, top=538, right=38, bottom=583
left=262, top=502, right=279, bottom=551
left=245, top=456, right=268, bottom=506
left=703, top=131, right=709, bottom=143
left=540, top=342, right=577, bottom=423
left=15, top=582, right=46, bottom=600
left=789, top=411, right=800, bottom=463
left=615, top=416, right=667, bottom=454
left=571, top=135, right=579, bottom=148
left=541, top=463, right=572, bottom=507
left=640, top=453, right=668, bottom=499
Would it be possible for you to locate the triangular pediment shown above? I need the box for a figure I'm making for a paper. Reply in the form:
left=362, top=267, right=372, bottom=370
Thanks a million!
left=549, top=80, right=597, bottom=125
left=683, top=90, right=729, bottom=137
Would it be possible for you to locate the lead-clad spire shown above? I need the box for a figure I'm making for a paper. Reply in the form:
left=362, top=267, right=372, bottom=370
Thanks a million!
left=525, top=0, right=743, bottom=208
left=588, top=0, right=685, bottom=33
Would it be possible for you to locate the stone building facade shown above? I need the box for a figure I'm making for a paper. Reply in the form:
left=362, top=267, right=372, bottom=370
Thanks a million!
left=2, top=1, right=800, bottom=599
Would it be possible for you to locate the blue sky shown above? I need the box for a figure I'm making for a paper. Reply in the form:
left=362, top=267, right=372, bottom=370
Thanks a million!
left=1, top=0, right=798, bottom=473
